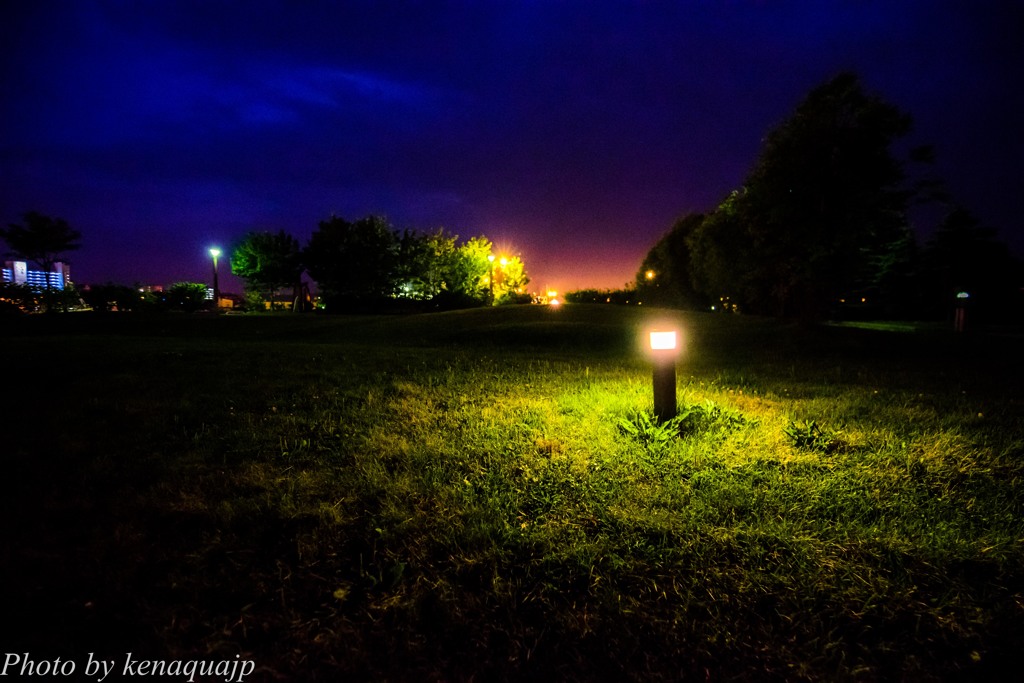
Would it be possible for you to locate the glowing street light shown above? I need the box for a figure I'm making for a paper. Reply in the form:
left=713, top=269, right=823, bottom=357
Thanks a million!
left=647, top=327, right=681, bottom=422
left=209, top=247, right=221, bottom=306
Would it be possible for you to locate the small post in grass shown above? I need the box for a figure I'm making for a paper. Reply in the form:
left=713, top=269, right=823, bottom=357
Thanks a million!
left=648, top=328, right=680, bottom=422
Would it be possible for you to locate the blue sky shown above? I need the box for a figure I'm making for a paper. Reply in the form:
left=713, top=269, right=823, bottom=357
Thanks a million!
left=2, top=1, right=1021, bottom=293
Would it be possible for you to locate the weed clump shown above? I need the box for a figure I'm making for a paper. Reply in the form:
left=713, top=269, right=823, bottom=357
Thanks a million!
left=617, top=400, right=750, bottom=457
left=784, top=419, right=846, bottom=453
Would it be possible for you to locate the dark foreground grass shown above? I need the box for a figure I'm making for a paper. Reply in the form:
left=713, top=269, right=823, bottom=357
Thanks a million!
left=1, top=306, right=1022, bottom=681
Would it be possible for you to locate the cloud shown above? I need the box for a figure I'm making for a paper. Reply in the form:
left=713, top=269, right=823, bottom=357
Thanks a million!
left=4, top=4, right=445, bottom=151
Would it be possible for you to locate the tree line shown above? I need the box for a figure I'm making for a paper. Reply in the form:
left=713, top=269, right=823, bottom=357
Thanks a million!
left=231, top=215, right=529, bottom=312
left=635, top=73, right=1023, bottom=324
left=1, top=210, right=530, bottom=314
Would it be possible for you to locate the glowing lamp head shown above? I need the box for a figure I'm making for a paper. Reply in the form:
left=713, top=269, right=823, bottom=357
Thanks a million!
left=488, top=254, right=495, bottom=263
left=649, top=330, right=677, bottom=351
left=645, top=325, right=682, bottom=360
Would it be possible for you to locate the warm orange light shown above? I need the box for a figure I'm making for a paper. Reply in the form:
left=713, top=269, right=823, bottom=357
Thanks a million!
left=645, top=270, right=655, bottom=280
left=549, top=298, right=561, bottom=307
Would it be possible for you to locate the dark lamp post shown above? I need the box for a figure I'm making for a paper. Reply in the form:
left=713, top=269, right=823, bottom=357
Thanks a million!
left=954, top=291, right=970, bottom=333
left=648, top=329, right=680, bottom=422
left=209, top=247, right=221, bottom=307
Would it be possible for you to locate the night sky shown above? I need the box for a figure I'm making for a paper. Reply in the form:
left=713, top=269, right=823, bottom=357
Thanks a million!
left=2, top=1, right=1022, bottom=295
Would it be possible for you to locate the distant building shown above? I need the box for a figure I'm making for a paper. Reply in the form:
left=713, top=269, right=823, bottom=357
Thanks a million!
left=2, top=261, right=69, bottom=290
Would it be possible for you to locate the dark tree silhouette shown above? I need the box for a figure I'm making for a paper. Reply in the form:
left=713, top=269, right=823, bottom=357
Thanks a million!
left=921, top=207, right=1022, bottom=323
left=166, top=282, right=209, bottom=312
left=0, top=211, right=81, bottom=274
left=303, top=216, right=528, bottom=311
left=679, top=73, right=916, bottom=320
left=1, top=211, right=81, bottom=310
left=304, top=215, right=399, bottom=310
left=635, top=212, right=708, bottom=310
left=231, top=230, right=304, bottom=311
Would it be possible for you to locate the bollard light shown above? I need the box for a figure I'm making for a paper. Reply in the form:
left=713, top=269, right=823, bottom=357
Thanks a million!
left=648, top=327, right=681, bottom=422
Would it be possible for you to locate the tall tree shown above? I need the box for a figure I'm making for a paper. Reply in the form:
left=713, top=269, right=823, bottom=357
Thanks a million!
left=452, top=236, right=494, bottom=303
left=921, top=207, right=1021, bottom=322
left=394, top=228, right=460, bottom=301
left=1, top=211, right=81, bottom=310
left=304, top=215, right=399, bottom=310
left=694, top=73, right=915, bottom=319
left=230, top=230, right=304, bottom=311
left=637, top=212, right=708, bottom=309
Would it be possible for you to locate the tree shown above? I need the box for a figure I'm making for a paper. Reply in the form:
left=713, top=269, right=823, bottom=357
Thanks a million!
left=682, top=191, right=762, bottom=313
left=493, top=254, right=530, bottom=304
left=166, top=282, right=209, bottom=312
left=451, top=236, right=494, bottom=304
left=230, top=230, right=304, bottom=311
left=81, top=283, right=146, bottom=313
left=304, top=215, right=399, bottom=310
left=303, top=216, right=529, bottom=311
left=636, top=212, right=708, bottom=309
left=0, top=211, right=82, bottom=277
left=690, top=73, right=916, bottom=320
left=1, top=211, right=82, bottom=311
left=394, top=228, right=460, bottom=301
left=920, top=207, right=1022, bottom=323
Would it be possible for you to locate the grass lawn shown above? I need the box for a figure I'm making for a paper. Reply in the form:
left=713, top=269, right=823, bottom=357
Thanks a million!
left=2, top=305, right=1022, bottom=681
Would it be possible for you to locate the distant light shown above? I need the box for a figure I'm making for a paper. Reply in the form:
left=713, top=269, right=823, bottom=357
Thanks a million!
left=649, top=330, right=677, bottom=351
left=549, top=298, right=561, bottom=306
left=488, top=254, right=495, bottom=263
left=500, top=257, right=508, bottom=267
left=209, top=247, right=221, bottom=259
left=645, top=270, right=655, bottom=280
left=546, top=290, right=557, bottom=298
left=956, top=291, right=970, bottom=299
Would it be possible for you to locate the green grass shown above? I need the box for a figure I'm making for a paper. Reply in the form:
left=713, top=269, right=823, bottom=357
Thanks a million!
left=2, top=306, right=1022, bottom=681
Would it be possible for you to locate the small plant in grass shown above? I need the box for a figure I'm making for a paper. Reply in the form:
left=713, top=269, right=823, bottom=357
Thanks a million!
left=677, top=399, right=749, bottom=437
left=618, top=409, right=680, bottom=456
left=618, top=400, right=749, bottom=456
left=784, top=419, right=845, bottom=453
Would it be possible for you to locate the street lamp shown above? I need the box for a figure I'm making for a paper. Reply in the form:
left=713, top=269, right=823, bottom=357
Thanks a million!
left=647, top=327, right=681, bottom=422
left=209, top=247, right=221, bottom=307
